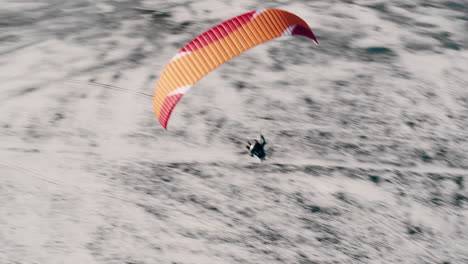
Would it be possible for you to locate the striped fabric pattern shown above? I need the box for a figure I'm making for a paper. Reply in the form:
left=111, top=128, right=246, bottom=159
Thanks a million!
left=153, top=9, right=318, bottom=129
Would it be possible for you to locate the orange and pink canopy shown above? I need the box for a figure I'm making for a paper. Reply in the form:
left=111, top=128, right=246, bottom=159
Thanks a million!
left=153, top=8, right=318, bottom=129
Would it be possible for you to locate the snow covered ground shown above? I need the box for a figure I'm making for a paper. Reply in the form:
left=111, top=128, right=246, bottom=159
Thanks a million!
left=1, top=0, right=467, bottom=263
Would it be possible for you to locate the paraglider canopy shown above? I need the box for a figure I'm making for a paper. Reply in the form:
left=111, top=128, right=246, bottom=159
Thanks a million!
left=153, top=8, right=318, bottom=129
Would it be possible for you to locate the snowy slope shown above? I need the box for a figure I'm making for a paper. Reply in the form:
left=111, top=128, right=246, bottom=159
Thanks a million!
left=1, top=0, right=467, bottom=263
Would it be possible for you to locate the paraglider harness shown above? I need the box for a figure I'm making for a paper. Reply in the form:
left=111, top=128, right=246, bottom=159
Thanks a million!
left=246, top=135, right=267, bottom=160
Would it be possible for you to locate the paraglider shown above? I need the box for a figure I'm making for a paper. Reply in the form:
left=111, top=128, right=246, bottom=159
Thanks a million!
left=152, top=8, right=318, bottom=129
left=246, top=134, right=267, bottom=161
